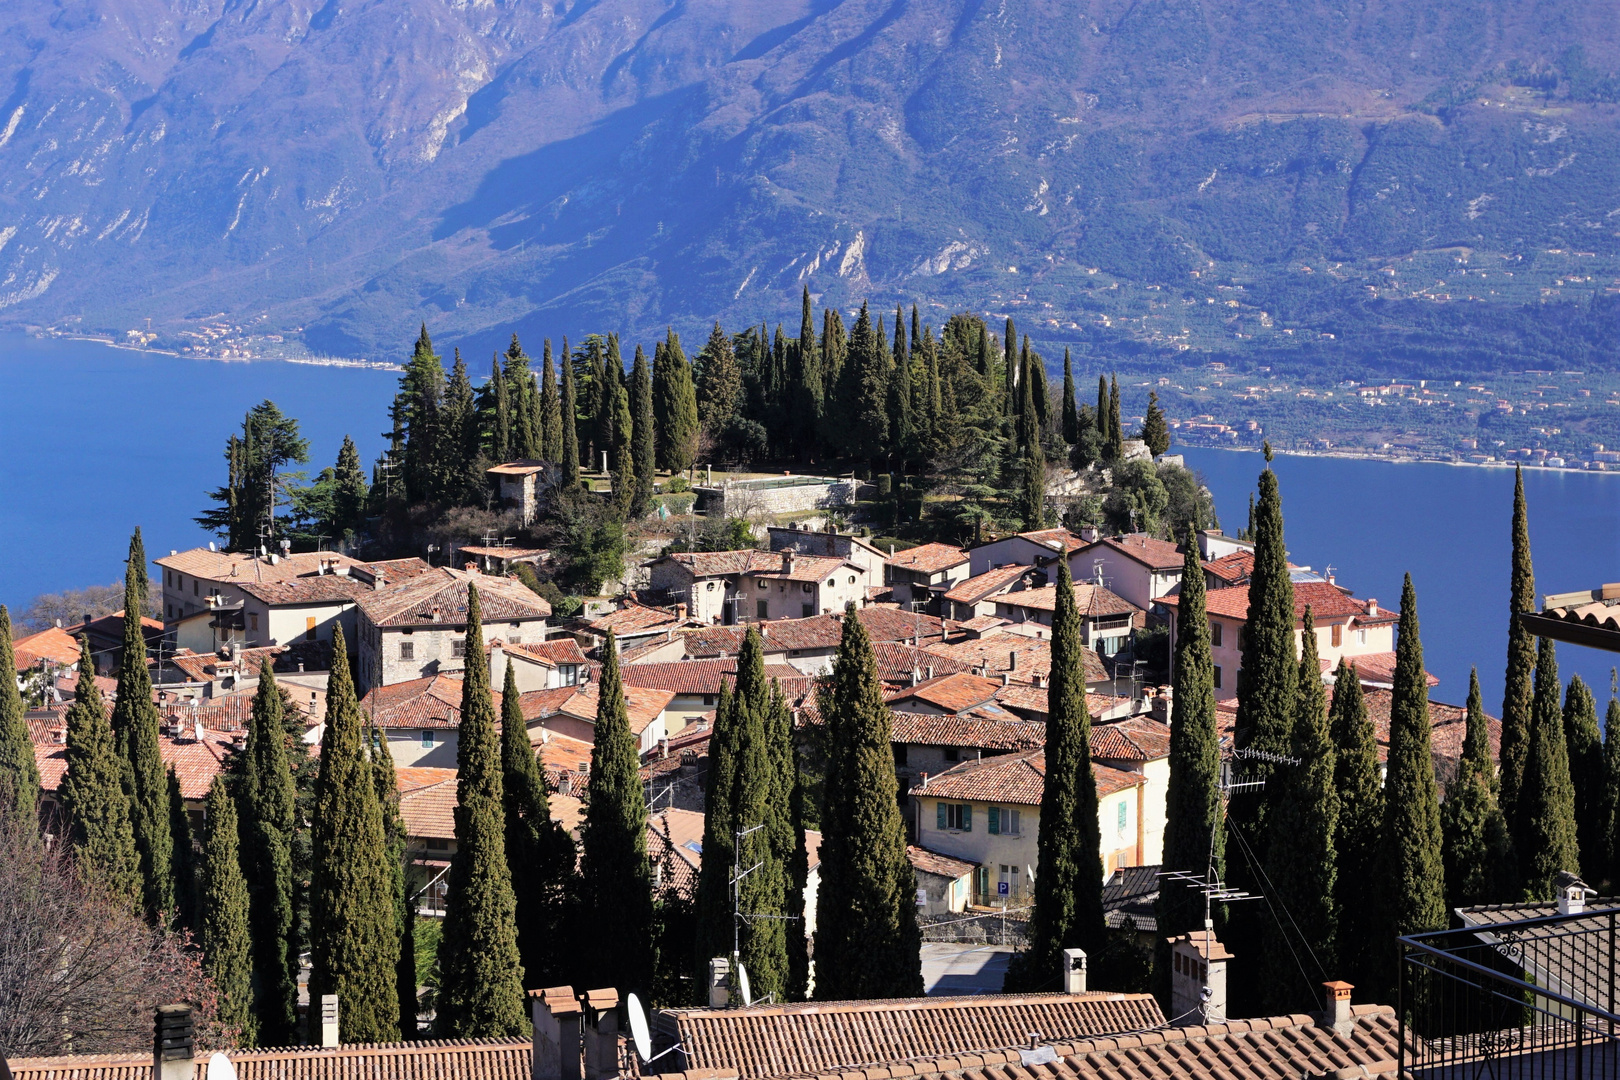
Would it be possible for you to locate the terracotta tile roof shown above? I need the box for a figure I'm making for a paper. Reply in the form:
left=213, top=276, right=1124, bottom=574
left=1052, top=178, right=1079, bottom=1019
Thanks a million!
left=647, top=807, right=706, bottom=897
left=13, top=626, right=81, bottom=670
left=661, top=992, right=1165, bottom=1080
left=1016, top=526, right=1088, bottom=553
left=155, top=548, right=367, bottom=584
left=681, top=608, right=951, bottom=658
left=1320, top=651, right=1440, bottom=687
left=363, top=558, right=436, bottom=582
left=456, top=545, right=549, bottom=559
left=1165, top=580, right=1373, bottom=624
left=540, top=732, right=595, bottom=789
left=886, top=672, right=1004, bottom=714
left=358, top=568, right=550, bottom=629
left=586, top=602, right=686, bottom=636
left=162, top=643, right=321, bottom=685
left=518, top=684, right=674, bottom=737
left=7, top=1039, right=532, bottom=1080
left=658, top=549, right=855, bottom=583
left=887, top=542, right=969, bottom=573
left=911, top=750, right=1142, bottom=805
left=1087, top=533, right=1185, bottom=570
left=35, top=724, right=235, bottom=801
left=1090, top=716, right=1173, bottom=762
left=236, top=574, right=375, bottom=606
left=943, top=565, right=1034, bottom=605
left=504, top=638, right=588, bottom=668
left=908, top=845, right=978, bottom=879
left=989, top=583, right=1141, bottom=619
left=619, top=659, right=803, bottom=696
left=397, top=767, right=458, bottom=841
left=923, top=636, right=1109, bottom=685
left=988, top=683, right=1131, bottom=720
left=361, top=675, right=472, bottom=730
left=959, top=615, right=1008, bottom=634
left=889, top=711, right=1047, bottom=750
left=487, top=459, right=550, bottom=475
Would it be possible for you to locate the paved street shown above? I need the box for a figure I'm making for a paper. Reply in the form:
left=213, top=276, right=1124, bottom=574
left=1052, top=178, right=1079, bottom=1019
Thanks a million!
left=920, top=942, right=1014, bottom=996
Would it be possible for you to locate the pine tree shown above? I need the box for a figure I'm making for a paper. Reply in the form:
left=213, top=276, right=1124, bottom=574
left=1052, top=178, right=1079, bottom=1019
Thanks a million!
left=309, top=624, right=400, bottom=1042
left=1155, top=539, right=1224, bottom=1002
left=814, top=605, right=924, bottom=1000
left=1521, top=637, right=1581, bottom=898
left=112, top=528, right=173, bottom=920
left=240, top=662, right=299, bottom=1044
left=437, top=586, right=527, bottom=1035
left=1141, top=391, right=1170, bottom=458
left=696, top=322, right=742, bottom=442
left=654, top=330, right=700, bottom=474
left=1261, top=608, right=1337, bottom=1014
left=1107, top=376, right=1124, bottom=462
left=1502, top=466, right=1536, bottom=836
left=331, top=436, right=369, bottom=541
left=630, top=345, right=657, bottom=517
left=1372, top=575, right=1446, bottom=999
left=560, top=341, right=580, bottom=485
left=1562, top=676, right=1604, bottom=879
left=0, top=605, right=40, bottom=832
left=1328, top=661, right=1382, bottom=994
left=1021, top=562, right=1104, bottom=990
left=1061, top=350, right=1079, bottom=445
left=581, top=631, right=654, bottom=996
left=168, top=767, right=196, bottom=932
left=1442, top=669, right=1513, bottom=910
left=398, top=325, right=447, bottom=503
left=60, top=639, right=141, bottom=908
left=501, top=662, right=575, bottom=991
left=200, top=775, right=255, bottom=1046
left=541, top=342, right=564, bottom=462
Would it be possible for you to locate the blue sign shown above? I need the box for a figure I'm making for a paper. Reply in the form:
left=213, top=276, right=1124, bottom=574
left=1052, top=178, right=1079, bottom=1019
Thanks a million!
left=997, top=880, right=1009, bottom=896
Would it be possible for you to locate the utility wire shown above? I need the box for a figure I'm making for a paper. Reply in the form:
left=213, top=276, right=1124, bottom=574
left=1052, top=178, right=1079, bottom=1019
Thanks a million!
left=1225, top=810, right=1329, bottom=1001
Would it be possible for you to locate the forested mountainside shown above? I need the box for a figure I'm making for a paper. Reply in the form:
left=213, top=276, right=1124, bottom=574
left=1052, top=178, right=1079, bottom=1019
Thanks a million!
left=4, top=0, right=1620, bottom=374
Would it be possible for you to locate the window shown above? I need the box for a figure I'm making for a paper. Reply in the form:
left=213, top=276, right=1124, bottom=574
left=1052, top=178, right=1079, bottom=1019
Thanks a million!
left=802, top=583, right=812, bottom=593
left=944, top=746, right=960, bottom=762
left=509, top=635, right=522, bottom=645
left=1357, top=628, right=1367, bottom=645
left=848, top=575, right=855, bottom=584
left=420, top=729, right=435, bottom=748
left=1331, top=623, right=1343, bottom=648
left=1209, top=621, right=1222, bottom=647
left=249, top=613, right=259, bottom=632
left=306, top=616, right=318, bottom=642
left=988, top=807, right=1021, bottom=835
left=193, top=579, right=198, bottom=596
left=894, top=745, right=908, bottom=766
left=452, top=639, right=466, bottom=658
left=937, top=802, right=972, bottom=831
left=703, top=694, right=715, bottom=706
left=826, top=579, right=835, bottom=587
left=1117, top=801, right=1128, bottom=833
left=757, top=600, right=768, bottom=620
left=426, top=837, right=448, bottom=851
left=400, top=641, right=415, bottom=661
left=802, top=603, right=814, bottom=618
left=1213, top=665, right=1222, bottom=689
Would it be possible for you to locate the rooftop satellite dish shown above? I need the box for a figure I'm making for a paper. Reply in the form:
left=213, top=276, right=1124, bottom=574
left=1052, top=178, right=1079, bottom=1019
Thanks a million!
left=626, top=993, right=652, bottom=1062
left=206, top=1053, right=238, bottom=1080
left=736, top=962, right=753, bottom=1007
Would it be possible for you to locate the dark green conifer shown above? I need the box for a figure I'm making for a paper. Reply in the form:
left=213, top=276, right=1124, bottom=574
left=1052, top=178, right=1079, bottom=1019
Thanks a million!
left=398, top=325, right=447, bottom=502
left=168, top=767, right=196, bottom=931
left=1261, top=609, right=1337, bottom=1014
left=1563, top=676, right=1604, bottom=878
left=241, top=662, right=298, bottom=1044
left=201, top=775, right=255, bottom=1045
left=0, top=605, right=40, bottom=831
left=790, top=289, right=824, bottom=461
left=654, top=330, right=700, bottom=474
left=1233, top=466, right=1296, bottom=830
left=1141, top=392, right=1170, bottom=458
left=817, top=308, right=848, bottom=452
left=1521, top=638, right=1581, bottom=898
left=610, top=372, right=636, bottom=518
left=1328, top=660, right=1383, bottom=995
left=331, top=436, right=369, bottom=541
left=1004, top=319, right=1017, bottom=415
left=60, top=639, right=141, bottom=908
left=1604, top=693, right=1620, bottom=890
left=889, top=309, right=913, bottom=466
left=1061, top=350, right=1079, bottom=445
left=630, top=345, right=657, bottom=517
left=309, top=624, right=400, bottom=1042
left=1442, top=669, right=1514, bottom=910
left=1372, top=576, right=1446, bottom=998
left=581, top=632, right=655, bottom=996
left=1501, top=466, right=1536, bottom=834
left=541, top=342, right=565, bottom=462
left=767, top=680, right=811, bottom=1000
left=1027, top=339, right=1049, bottom=434
left=1096, top=375, right=1110, bottom=448
left=560, top=341, right=580, bottom=485
left=488, top=355, right=512, bottom=463
left=696, top=322, right=742, bottom=442
left=368, top=714, right=412, bottom=1039
left=695, top=678, right=739, bottom=975
left=112, top=528, right=173, bottom=920
left=814, top=605, right=923, bottom=1000
left=437, top=586, right=526, bottom=1035
left=843, top=303, right=889, bottom=464
left=1107, top=376, right=1124, bottom=462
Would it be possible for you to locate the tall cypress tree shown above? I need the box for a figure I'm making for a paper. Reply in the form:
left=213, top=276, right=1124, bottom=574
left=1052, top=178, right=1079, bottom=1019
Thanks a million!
left=609, top=372, right=636, bottom=518
left=1563, top=676, right=1604, bottom=879
left=1003, top=318, right=1017, bottom=416
left=438, top=586, right=527, bottom=1035
left=309, top=624, right=400, bottom=1042
left=541, top=341, right=565, bottom=462
left=653, top=330, right=700, bottom=474
left=1061, top=350, right=1079, bottom=445
left=1107, top=375, right=1124, bottom=462
left=817, top=308, right=848, bottom=453
left=560, top=341, right=580, bottom=485
left=201, top=775, right=255, bottom=1046
left=1328, top=659, right=1383, bottom=998
left=1261, top=609, right=1337, bottom=1014
left=1442, top=669, right=1514, bottom=910
left=1232, top=463, right=1296, bottom=835
left=581, top=631, right=654, bottom=996
left=814, top=605, right=923, bottom=1000
left=630, top=345, right=657, bottom=518
left=696, top=322, right=742, bottom=441
left=695, top=679, right=739, bottom=975
left=240, top=662, right=298, bottom=1044
left=168, top=767, right=196, bottom=932
left=1604, top=693, right=1620, bottom=891
left=768, top=681, right=811, bottom=1000
left=791, top=288, right=824, bottom=461
left=60, top=639, right=141, bottom=909
left=888, top=308, right=913, bottom=467
left=1155, top=538, right=1224, bottom=1006
left=398, top=325, right=447, bottom=503
left=1501, top=466, right=1536, bottom=836
left=111, top=528, right=172, bottom=920
left=1027, top=338, right=1049, bottom=434
left=843, top=303, right=889, bottom=464
left=1141, top=391, right=1170, bottom=458
left=1372, top=575, right=1446, bottom=999
left=368, top=715, right=413, bottom=1040
left=1096, top=375, right=1110, bottom=449
left=501, top=662, right=574, bottom=991
left=0, top=606, right=40, bottom=832
left=1521, top=638, right=1581, bottom=899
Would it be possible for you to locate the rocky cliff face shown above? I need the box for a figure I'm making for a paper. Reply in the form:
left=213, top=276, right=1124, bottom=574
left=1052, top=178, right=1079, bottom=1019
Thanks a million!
left=3, top=0, right=1619, bottom=367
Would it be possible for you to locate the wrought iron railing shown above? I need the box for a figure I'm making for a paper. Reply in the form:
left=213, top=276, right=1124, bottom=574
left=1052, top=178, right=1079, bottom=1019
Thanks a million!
left=1399, top=905, right=1620, bottom=1077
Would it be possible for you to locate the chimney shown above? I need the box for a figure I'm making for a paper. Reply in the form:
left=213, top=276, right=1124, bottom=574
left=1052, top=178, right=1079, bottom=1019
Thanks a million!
left=920, top=772, right=929, bottom=789
left=1557, top=872, right=1590, bottom=915
left=153, top=1005, right=195, bottom=1080
left=1009, top=650, right=1018, bottom=671
left=373, top=573, right=386, bottom=591
left=926, top=665, right=935, bottom=680
left=783, top=550, right=794, bottom=574
left=1169, top=929, right=1232, bottom=1025
left=319, top=994, right=339, bottom=1047
left=580, top=988, right=622, bottom=1080
left=1364, top=598, right=1378, bottom=616
left=1317, top=981, right=1354, bottom=1036
left=708, top=957, right=731, bottom=1007
left=1001, top=672, right=1010, bottom=687
left=531, top=986, right=583, bottom=1080
left=465, top=561, right=479, bottom=573
left=1080, top=524, right=1100, bottom=543
left=1063, top=948, right=1087, bottom=993
left=432, top=605, right=443, bottom=623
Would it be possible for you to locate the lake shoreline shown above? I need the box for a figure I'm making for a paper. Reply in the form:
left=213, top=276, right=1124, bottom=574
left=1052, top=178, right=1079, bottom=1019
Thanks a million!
left=1178, top=443, right=1613, bottom=476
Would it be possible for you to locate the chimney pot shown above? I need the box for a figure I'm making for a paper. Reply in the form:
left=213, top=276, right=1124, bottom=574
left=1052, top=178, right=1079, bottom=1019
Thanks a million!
left=1364, top=598, right=1377, bottom=616
left=1002, top=672, right=1010, bottom=686
left=320, top=994, right=339, bottom=1047
left=708, top=958, right=731, bottom=1008
left=1063, top=948, right=1088, bottom=993
left=153, top=1005, right=195, bottom=1080
left=1318, top=981, right=1354, bottom=1035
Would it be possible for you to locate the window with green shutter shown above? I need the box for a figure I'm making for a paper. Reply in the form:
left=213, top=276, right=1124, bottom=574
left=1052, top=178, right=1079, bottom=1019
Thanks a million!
left=988, top=806, right=1000, bottom=834
left=961, top=804, right=972, bottom=831
left=937, top=802, right=947, bottom=829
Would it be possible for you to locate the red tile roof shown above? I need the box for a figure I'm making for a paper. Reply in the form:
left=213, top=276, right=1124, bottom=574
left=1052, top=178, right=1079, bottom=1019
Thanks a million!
left=235, top=574, right=374, bottom=606
left=1165, top=579, right=1376, bottom=624
left=923, top=635, right=1109, bottom=685
left=889, top=711, right=1047, bottom=750
left=522, top=683, right=674, bottom=737
left=13, top=626, right=81, bottom=671
left=1321, top=651, right=1440, bottom=687
left=989, top=583, right=1140, bottom=618
left=990, top=683, right=1135, bottom=721
left=35, top=724, right=235, bottom=801
left=362, top=675, right=471, bottom=730
left=887, top=542, right=969, bottom=573
left=1085, top=533, right=1186, bottom=570
left=358, top=568, right=550, bottom=628
left=943, top=565, right=1035, bottom=605
left=908, top=845, right=979, bottom=879
left=585, top=601, right=686, bottom=636
left=911, top=749, right=1143, bottom=805
left=620, top=659, right=803, bottom=696
left=503, top=638, right=588, bottom=668
left=155, top=548, right=367, bottom=583
left=885, top=672, right=1004, bottom=713
left=1090, top=716, right=1173, bottom=762
left=397, top=767, right=458, bottom=841
left=658, top=549, right=855, bottom=583
left=8, top=1039, right=532, bottom=1080
left=1015, top=527, right=1088, bottom=553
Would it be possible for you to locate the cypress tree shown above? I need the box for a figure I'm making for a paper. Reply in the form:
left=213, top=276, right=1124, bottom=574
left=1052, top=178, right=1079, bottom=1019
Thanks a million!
left=443, top=350, right=482, bottom=502
left=1107, top=376, right=1124, bottom=462
left=735, top=631, right=789, bottom=997
left=791, top=288, right=824, bottom=461
left=654, top=330, right=700, bottom=474
left=201, top=775, right=255, bottom=1046
left=1501, top=466, right=1536, bottom=835
left=1604, top=694, right=1620, bottom=891
left=1233, top=465, right=1296, bottom=831
left=1021, top=562, right=1105, bottom=987
left=814, top=604, right=923, bottom=1000
left=168, top=767, right=196, bottom=932
left=1027, top=339, right=1049, bottom=434
left=489, top=354, right=512, bottom=463
left=1096, top=375, right=1110, bottom=449
left=1563, top=675, right=1604, bottom=879
left=1442, top=669, right=1514, bottom=910
left=630, top=345, right=657, bottom=517
left=581, top=631, right=655, bottom=996
left=368, top=715, right=413, bottom=1040
left=331, top=435, right=369, bottom=540
left=560, top=340, right=580, bottom=485
left=847, top=303, right=889, bottom=465
left=697, top=322, right=742, bottom=441
left=1141, top=391, right=1170, bottom=458
left=818, top=308, right=848, bottom=453
left=1329, top=660, right=1383, bottom=995
left=610, top=372, right=636, bottom=518
left=1003, top=318, right=1017, bottom=415
left=1061, top=350, right=1079, bottom=445
left=60, top=639, right=141, bottom=908
left=921, top=325, right=942, bottom=455
left=0, top=605, right=40, bottom=832
left=241, top=662, right=298, bottom=1044
left=1521, top=638, right=1581, bottom=898
left=768, top=680, right=811, bottom=1000
left=1261, top=609, right=1337, bottom=1014
left=309, top=624, right=400, bottom=1042
left=541, top=342, right=565, bottom=462
left=112, top=528, right=173, bottom=920
left=1372, top=575, right=1446, bottom=999
left=501, top=662, right=575, bottom=991
left=437, top=586, right=526, bottom=1035
left=695, top=678, right=739, bottom=975
left=889, top=308, right=913, bottom=466
left=1155, top=537, right=1224, bottom=1006
left=399, top=325, right=447, bottom=502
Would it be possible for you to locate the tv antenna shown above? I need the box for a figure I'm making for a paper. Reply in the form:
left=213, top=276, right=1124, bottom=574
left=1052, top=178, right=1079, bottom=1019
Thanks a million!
left=728, top=823, right=797, bottom=1007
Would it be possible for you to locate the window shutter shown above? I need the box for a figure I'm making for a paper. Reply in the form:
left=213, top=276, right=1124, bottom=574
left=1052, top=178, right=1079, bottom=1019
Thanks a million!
left=962, top=804, right=972, bottom=832
left=937, top=802, right=946, bottom=830
left=988, top=806, right=1000, bottom=834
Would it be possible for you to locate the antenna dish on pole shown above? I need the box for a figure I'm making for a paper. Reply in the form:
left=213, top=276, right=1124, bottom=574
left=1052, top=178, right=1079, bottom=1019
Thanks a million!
left=206, top=1054, right=238, bottom=1080
left=736, top=962, right=753, bottom=1007
left=626, top=993, right=652, bottom=1062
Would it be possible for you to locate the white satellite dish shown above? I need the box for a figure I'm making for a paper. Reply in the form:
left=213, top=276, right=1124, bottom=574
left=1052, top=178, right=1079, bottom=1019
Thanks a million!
left=626, top=993, right=652, bottom=1061
left=735, top=962, right=753, bottom=1007
left=206, top=1053, right=238, bottom=1080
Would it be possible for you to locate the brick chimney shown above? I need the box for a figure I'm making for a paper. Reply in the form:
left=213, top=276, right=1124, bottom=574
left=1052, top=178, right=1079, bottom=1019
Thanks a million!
left=580, top=989, right=622, bottom=1080
left=1317, top=981, right=1354, bottom=1036
left=153, top=1005, right=195, bottom=1080
left=530, top=986, right=583, bottom=1080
